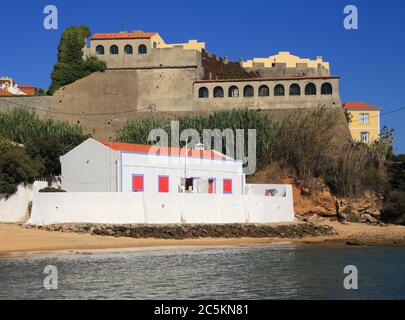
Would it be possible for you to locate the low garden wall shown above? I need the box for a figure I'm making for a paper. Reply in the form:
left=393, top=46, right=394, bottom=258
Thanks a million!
left=29, top=186, right=294, bottom=225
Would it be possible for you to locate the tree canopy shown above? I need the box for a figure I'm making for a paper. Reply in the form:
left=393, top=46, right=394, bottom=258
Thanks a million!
left=48, top=25, right=106, bottom=95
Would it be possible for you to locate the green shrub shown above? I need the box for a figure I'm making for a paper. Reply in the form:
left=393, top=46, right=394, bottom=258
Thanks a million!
left=382, top=190, right=405, bottom=225
left=0, top=107, right=89, bottom=178
left=48, top=26, right=106, bottom=95
left=0, top=139, right=43, bottom=195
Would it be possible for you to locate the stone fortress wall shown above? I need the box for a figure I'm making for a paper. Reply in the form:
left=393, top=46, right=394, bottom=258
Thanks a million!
left=0, top=31, right=345, bottom=139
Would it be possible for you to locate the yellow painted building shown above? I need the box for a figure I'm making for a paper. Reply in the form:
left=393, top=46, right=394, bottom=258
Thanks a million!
left=343, top=102, right=381, bottom=143
left=157, top=39, right=205, bottom=51
left=242, top=51, right=330, bottom=71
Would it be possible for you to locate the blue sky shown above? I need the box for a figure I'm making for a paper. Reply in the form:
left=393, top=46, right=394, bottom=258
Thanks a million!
left=1, top=0, right=404, bottom=153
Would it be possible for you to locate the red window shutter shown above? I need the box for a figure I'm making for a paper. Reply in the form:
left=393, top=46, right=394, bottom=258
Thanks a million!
left=208, top=179, right=215, bottom=194
left=132, top=175, right=144, bottom=192
left=158, top=176, right=169, bottom=193
left=223, top=179, right=232, bottom=194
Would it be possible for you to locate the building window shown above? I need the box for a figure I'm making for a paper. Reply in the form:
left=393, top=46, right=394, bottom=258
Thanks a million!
left=228, top=86, right=239, bottom=97
left=360, top=113, right=369, bottom=124
left=110, top=45, right=119, bottom=55
left=213, top=86, right=224, bottom=98
left=258, top=85, right=270, bottom=97
left=305, top=83, right=317, bottom=95
left=132, top=174, right=144, bottom=192
left=223, top=179, right=233, bottom=194
left=153, top=42, right=157, bottom=48
left=361, top=132, right=370, bottom=143
left=274, top=84, right=285, bottom=96
left=198, top=87, right=209, bottom=98
left=95, top=45, right=104, bottom=55
left=208, top=178, right=216, bottom=194
left=158, top=176, right=169, bottom=193
left=321, top=82, right=332, bottom=95
left=138, top=44, right=147, bottom=54
left=289, top=83, right=301, bottom=96
left=243, top=85, right=254, bottom=97
left=124, top=45, right=133, bottom=55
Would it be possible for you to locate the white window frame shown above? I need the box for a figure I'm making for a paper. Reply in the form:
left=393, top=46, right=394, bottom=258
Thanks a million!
left=359, top=113, right=369, bottom=124
left=360, top=132, right=370, bottom=143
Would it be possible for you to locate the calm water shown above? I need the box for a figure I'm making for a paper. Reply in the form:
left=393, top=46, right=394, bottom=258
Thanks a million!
left=0, top=244, right=404, bottom=300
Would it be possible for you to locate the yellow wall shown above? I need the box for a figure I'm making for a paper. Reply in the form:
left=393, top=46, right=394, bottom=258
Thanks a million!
left=243, top=51, right=330, bottom=71
left=346, top=109, right=380, bottom=143
left=157, top=39, right=205, bottom=51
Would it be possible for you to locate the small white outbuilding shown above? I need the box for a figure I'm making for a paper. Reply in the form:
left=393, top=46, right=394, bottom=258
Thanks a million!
left=29, top=138, right=295, bottom=225
left=61, top=138, right=245, bottom=195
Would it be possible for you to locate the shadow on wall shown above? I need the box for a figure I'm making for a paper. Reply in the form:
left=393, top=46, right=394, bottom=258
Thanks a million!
left=0, top=182, right=47, bottom=223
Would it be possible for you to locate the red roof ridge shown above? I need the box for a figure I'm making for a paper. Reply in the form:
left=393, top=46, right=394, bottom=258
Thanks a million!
left=91, top=32, right=157, bottom=40
left=100, top=140, right=228, bottom=160
left=343, top=102, right=381, bottom=110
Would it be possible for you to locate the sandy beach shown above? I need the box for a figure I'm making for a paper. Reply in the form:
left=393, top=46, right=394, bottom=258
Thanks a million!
left=1, top=220, right=405, bottom=258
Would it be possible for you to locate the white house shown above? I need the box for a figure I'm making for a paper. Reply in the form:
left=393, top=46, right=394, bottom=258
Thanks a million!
left=61, top=138, right=245, bottom=195
left=28, top=138, right=295, bottom=225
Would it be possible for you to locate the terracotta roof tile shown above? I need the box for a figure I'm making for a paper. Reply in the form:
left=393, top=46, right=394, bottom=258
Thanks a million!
left=101, top=141, right=229, bottom=160
left=343, top=102, right=381, bottom=110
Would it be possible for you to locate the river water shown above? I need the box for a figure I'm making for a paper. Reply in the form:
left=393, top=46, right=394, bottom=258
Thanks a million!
left=0, top=244, right=404, bottom=299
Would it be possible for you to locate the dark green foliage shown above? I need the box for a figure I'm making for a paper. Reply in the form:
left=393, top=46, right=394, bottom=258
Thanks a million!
left=344, top=110, right=353, bottom=123
left=382, top=190, right=405, bottom=225
left=38, top=88, right=47, bottom=96
left=25, top=132, right=87, bottom=176
left=0, top=139, right=43, bottom=195
left=382, top=157, right=405, bottom=225
left=387, top=161, right=405, bottom=192
left=39, top=187, right=66, bottom=193
left=361, top=168, right=389, bottom=194
left=390, top=154, right=405, bottom=162
left=0, top=107, right=89, bottom=186
left=48, top=26, right=106, bottom=95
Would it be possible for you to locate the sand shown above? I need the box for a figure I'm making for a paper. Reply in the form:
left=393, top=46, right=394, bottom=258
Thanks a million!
left=0, top=220, right=404, bottom=258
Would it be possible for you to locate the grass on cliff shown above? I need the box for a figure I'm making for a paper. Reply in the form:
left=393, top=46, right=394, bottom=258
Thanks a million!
left=0, top=107, right=89, bottom=194
left=116, top=109, right=280, bottom=170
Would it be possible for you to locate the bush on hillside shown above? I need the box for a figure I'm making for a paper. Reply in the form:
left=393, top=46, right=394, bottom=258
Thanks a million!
left=48, top=25, right=106, bottom=95
left=272, top=107, right=341, bottom=178
left=0, top=107, right=89, bottom=177
left=0, top=139, right=43, bottom=195
left=382, top=190, right=405, bottom=225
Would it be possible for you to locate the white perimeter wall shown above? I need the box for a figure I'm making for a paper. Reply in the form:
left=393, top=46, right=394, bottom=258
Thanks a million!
left=28, top=186, right=294, bottom=226
left=0, top=182, right=47, bottom=223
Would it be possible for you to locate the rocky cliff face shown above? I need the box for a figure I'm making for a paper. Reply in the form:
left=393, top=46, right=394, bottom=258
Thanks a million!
left=248, top=165, right=384, bottom=225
